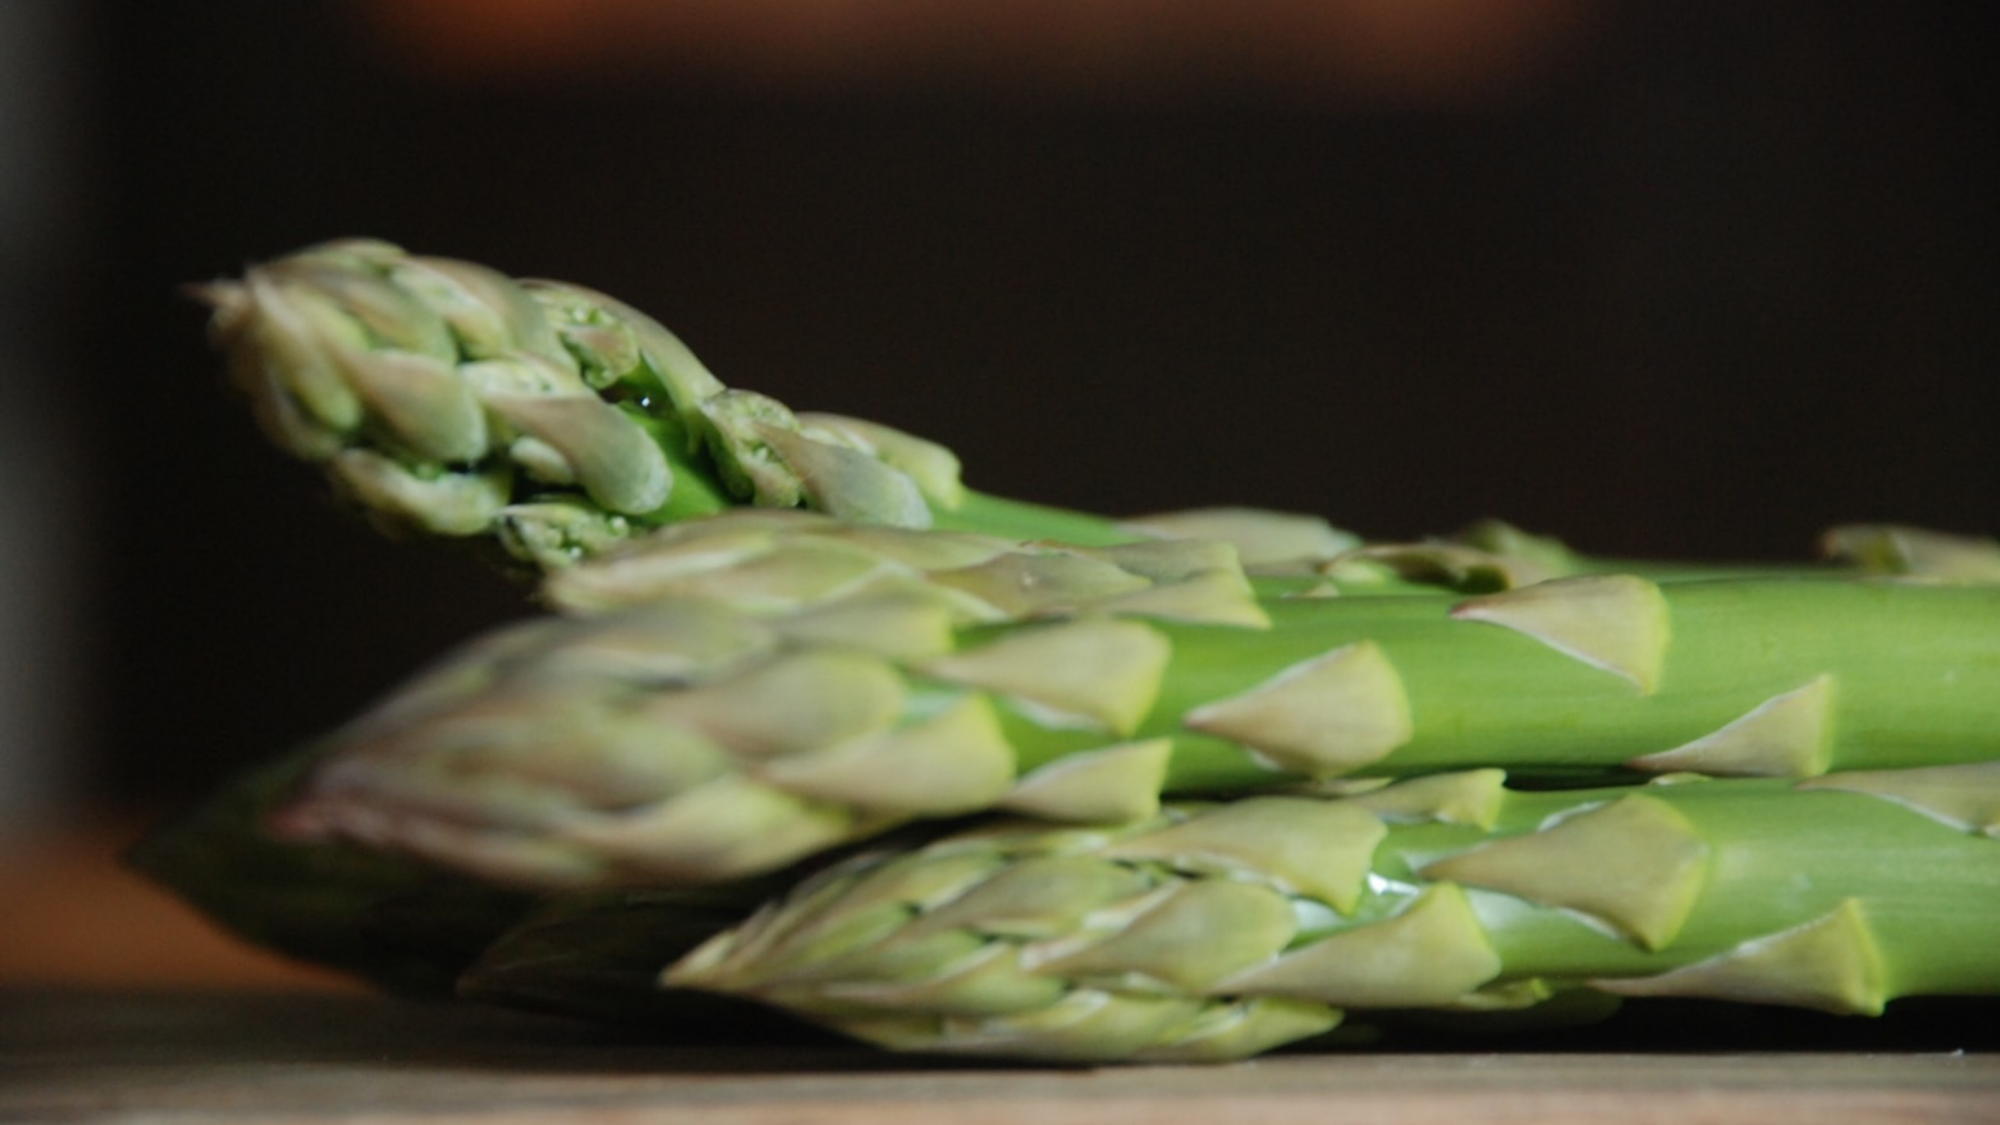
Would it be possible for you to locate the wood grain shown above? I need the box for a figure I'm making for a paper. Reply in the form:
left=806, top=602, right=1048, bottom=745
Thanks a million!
left=3, top=991, right=1995, bottom=1124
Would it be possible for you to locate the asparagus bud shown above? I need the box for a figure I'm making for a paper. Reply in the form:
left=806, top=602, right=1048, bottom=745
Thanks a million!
left=269, top=514, right=1274, bottom=886
left=640, top=768, right=2000, bottom=1061
left=195, top=240, right=984, bottom=567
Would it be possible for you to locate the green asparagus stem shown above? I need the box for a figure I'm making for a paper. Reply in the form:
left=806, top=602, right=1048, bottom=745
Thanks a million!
left=267, top=527, right=2000, bottom=888
left=124, top=508, right=1493, bottom=981
left=194, top=238, right=1147, bottom=567
left=210, top=241, right=1603, bottom=593
left=638, top=767, right=2000, bottom=1061
left=199, top=240, right=1907, bottom=593
left=120, top=503, right=1817, bottom=989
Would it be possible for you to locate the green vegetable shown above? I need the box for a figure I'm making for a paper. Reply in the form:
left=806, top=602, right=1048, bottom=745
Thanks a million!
left=637, top=767, right=2000, bottom=1061
left=267, top=519, right=2000, bottom=887
left=197, top=240, right=1886, bottom=592
left=163, top=237, right=2000, bottom=1067
left=117, top=508, right=1550, bottom=985
left=195, top=238, right=1143, bottom=567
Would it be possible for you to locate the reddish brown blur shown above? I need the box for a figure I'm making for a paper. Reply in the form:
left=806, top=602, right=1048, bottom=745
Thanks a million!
left=0, top=819, right=359, bottom=990
left=361, top=0, right=1594, bottom=102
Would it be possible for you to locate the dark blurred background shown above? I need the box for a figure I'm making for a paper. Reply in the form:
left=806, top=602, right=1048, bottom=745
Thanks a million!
left=1, top=1, right=1993, bottom=819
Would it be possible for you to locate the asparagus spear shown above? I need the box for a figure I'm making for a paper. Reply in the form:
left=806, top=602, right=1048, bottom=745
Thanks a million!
left=196, top=239, right=1890, bottom=591
left=193, top=237, right=1199, bottom=566
left=123, top=500, right=1901, bottom=987
left=266, top=520, right=2000, bottom=887
left=630, top=767, right=2000, bottom=1062
left=119, top=508, right=1747, bottom=982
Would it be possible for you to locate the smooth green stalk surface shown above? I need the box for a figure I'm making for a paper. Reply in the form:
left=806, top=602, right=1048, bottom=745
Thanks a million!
left=928, top=492, right=1129, bottom=547
left=1152, top=577, right=2000, bottom=779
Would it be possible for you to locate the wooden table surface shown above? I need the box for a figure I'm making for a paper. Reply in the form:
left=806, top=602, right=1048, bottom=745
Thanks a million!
left=4, top=819, right=1998, bottom=1123
left=4, top=989, right=1997, bottom=1124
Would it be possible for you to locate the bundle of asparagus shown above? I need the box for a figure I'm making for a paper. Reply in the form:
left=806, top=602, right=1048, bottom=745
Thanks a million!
left=136, top=241, right=2000, bottom=1062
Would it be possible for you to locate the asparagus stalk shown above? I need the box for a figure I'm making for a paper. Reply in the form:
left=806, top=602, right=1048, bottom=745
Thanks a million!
left=193, top=237, right=1196, bottom=567
left=197, top=239, right=1898, bottom=591
left=117, top=509, right=1646, bottom=981
left=267, top=520, right=2000, bottom=888
left=633, top=767, right=2000, bottom=1062
left=125, top=504, right=1906, bottom=988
